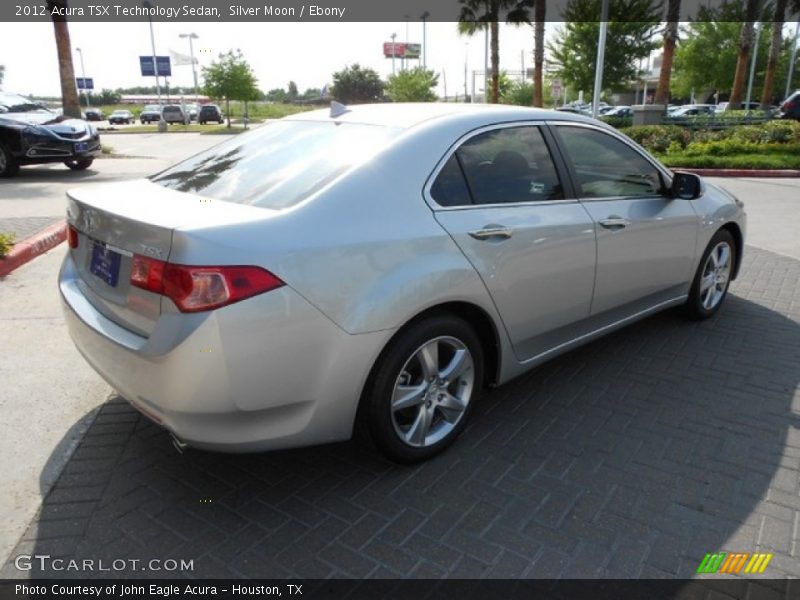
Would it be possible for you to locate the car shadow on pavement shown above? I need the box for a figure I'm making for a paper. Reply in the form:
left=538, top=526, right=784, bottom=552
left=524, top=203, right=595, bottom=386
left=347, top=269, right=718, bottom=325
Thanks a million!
left=4, top=167, right=100, bottom=183
left=4, top=247, right=800, bottom=586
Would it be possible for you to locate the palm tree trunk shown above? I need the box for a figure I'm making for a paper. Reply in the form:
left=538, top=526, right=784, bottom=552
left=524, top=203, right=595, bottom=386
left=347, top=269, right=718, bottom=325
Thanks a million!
left=730, top=0, right=761, bottom=108
left=761, top=0, right=786, bottom=108
left=47, top=0, right=80, bottom=118
left=532, top=1, right=545, bottom=107
left=490, top=20, right=500, bottom=103
left=654, top=0, right=680, bottom=106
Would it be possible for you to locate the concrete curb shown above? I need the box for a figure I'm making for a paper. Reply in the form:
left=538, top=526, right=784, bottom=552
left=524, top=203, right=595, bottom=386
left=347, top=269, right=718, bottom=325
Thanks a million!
left=0, top=220, right=66, bottom=278
left=678, top=168, right=800, bottom=178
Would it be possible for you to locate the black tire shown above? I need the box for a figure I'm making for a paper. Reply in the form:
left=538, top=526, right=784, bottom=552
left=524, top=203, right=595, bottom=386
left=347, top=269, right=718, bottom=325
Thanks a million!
left=358, top=314, right=484, bottom=463
left=685, top=229, right=736, bottom=320
left=0, top=143, right=20, bottom=178
left=64, top=158, right=94, bottom=171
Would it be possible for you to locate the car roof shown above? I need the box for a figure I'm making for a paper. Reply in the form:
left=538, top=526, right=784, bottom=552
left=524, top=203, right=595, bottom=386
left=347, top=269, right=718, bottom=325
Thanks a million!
left=284, top=102, right=596, bottom=130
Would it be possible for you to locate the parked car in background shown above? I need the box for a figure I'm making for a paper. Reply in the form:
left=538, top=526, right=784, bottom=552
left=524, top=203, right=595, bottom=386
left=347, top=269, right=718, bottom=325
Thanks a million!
left=140, top=105, right=163, bottom=124
left=198, top=104, right=224, bottom=124
left=161, top=105, right=188, bottom=125
left=108, top=109, right=134, bottom=125
left=0, top=92, right=101, bottom=177
left=669, top=104, right=716, bottom=117
left=603, top=105, right=633, bottom=118
left=83, top=108, right=104, bottom=121
left=185, top=103, right=199, bottom=121
left=778, top=91, right=800, bottom=121
left=60, top=103, right=746, bottom=462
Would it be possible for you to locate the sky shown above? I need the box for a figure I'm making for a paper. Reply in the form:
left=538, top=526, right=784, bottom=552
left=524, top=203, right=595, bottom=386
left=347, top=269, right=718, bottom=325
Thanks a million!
left=0, top=21, right=560, bottom=99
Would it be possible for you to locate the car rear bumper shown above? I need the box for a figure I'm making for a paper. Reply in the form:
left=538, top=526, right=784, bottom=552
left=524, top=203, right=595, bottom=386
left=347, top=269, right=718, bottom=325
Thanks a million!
left=59, top=252, right=389, bottom=452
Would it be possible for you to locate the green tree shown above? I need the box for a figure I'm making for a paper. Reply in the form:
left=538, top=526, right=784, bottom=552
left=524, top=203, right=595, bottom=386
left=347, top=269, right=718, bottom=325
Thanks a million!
left=265, top=87, right=287, bottom=102
left=46, top=0, right=80, bottom=118
left=502, top=80, right=533, bottom=105
left=654, top=0, right=681, bottom=105
left=287, top=81, right=299, bottom=101
left=386, top=67, right=439, bottom=102
left=548, top=0, right=661, bottom=98
left=672, top=4, right=790, bottom=104
left=458, top=0, right=533, bottom=103
left=331, top=64, right=384, bottom=103
left=202, top=49, right=260, bottom=127
left=530, top=0, right=546, bottom=106
left=729, top=0, right=763, bottom=108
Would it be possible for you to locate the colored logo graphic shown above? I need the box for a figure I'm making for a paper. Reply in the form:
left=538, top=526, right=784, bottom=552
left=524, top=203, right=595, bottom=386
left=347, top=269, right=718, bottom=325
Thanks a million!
left=697, top=552, right=773, bottom=574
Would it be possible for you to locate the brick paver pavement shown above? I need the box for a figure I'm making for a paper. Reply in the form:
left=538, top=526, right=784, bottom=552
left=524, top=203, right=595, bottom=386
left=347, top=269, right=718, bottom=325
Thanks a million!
left=3, top=245, right=799, bottom=580
left=0, top=217, right=62, bottom=244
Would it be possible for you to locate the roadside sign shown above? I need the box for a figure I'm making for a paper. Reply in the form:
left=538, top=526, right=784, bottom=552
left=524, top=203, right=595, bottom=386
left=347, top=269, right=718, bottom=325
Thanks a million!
left=551, top=77, right=562, bottom=99
left=383, top=42, right=421, bottom=59
left=76, top=77, right=94, bottom=90
left=139, top=56, right=172, bottom=77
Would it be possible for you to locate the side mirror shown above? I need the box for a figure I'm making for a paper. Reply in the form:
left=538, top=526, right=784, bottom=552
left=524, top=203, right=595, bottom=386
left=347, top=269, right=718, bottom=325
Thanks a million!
left=671, top=171, right=704, bottom=200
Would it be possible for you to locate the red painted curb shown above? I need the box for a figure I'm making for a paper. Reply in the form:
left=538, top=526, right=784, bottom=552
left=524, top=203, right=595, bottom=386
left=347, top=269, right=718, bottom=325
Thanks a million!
left=0, top=220, right=67, bottom=278
left=677, top=168, right=800, bottom=178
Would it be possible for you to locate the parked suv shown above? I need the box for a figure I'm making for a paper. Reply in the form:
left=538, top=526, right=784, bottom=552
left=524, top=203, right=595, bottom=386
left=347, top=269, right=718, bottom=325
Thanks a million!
left=162, top=105, right=188, bottom=125
left=198, top=104, right=224, bottom=124
left=778, top=91, right=800, bottom=120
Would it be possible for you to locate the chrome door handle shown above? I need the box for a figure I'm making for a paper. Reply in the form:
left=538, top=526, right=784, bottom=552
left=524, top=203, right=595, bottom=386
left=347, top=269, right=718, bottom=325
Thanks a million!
left=599, top=216, right=631, bottom=229
left=468, top=226, right=514, bottom=240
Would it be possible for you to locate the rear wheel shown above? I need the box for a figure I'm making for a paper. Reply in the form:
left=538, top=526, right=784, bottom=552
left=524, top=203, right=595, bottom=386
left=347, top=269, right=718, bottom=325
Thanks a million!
left=64, top=158, right=94, bottom=171
left=0, top=143, right=19, bottom=178
left=685, top=230, right=736, bottom=319
left=359, top=315, right=483, bottom=463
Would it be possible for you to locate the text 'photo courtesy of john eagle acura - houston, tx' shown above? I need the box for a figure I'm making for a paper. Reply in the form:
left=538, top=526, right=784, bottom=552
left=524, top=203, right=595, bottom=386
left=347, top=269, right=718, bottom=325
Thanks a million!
left=60, top=103, right=745, bottom=463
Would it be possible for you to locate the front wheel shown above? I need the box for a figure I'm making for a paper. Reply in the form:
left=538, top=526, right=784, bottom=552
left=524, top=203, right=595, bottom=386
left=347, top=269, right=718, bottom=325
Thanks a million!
left=64, top=158, right=94, bottom=171
left=0, top=143, right=20, bottom=177
left=685, top=230, right=736, bottom=319
left=359, top=315, right=484, bottom=463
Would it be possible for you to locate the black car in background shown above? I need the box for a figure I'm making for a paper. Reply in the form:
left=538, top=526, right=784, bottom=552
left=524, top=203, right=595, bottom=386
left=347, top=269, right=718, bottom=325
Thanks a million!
left=83, top=108, right=104, bottom=121
left=139, top=104, right=163, bottom=124
left=779, top=91, right=800, bottom=120
left=0, top=92, right=101, bottom=177
left=198, top=104, right=224, bottom=124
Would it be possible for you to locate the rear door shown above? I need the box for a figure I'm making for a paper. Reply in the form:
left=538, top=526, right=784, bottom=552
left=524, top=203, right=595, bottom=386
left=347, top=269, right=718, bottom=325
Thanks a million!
left=551, top=123, right=698, bottom=316
left=428, top=123, right=597, bottom=362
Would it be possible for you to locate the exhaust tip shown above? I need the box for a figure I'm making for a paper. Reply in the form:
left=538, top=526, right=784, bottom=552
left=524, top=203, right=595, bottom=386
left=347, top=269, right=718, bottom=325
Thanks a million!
left=170, top=433, right=189, bottom=454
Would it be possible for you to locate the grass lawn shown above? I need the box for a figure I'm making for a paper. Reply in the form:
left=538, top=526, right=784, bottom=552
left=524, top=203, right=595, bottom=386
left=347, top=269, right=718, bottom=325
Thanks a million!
left=102, top=123, right=251, bottom=135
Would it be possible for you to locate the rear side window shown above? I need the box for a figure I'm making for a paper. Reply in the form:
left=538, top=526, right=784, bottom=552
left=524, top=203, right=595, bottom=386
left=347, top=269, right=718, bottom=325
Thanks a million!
left=556, top=126, right=664, bottom=198
left=151, top=121, right=400, bottom=210
left=431, top=125, right=564, bottom=207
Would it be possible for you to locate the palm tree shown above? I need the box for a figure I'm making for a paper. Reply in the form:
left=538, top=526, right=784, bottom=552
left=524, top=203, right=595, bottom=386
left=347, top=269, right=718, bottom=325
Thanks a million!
left=531, top=0, right=546, bottom=106
left=654, top=0, right=681, bottom=106
left=47, top=0, right=80, bottom=118
left=729, top=0, right=762, bottom=109
left=458, top=0, right=533, bottom=103
left=760, top=0, right=787, bottom=108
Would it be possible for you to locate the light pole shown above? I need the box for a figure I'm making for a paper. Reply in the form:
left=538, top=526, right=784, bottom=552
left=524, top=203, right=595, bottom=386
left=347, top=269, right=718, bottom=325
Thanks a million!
left=75, top=47, right=90, bottom=108
left=786, top=21, right=800, bottom=100
left=390, top=32, right=397, bottom=76
left=591, top=0, right=610, bottom=118
left=745, top=22, right=761, bottom=113
left=142, top=1, right=162, bottom=107
left=404, top=15, right=410, bottom=71
left=420, top=11, right=430, bottom=69
left=179, top=33, right=199, bottom=103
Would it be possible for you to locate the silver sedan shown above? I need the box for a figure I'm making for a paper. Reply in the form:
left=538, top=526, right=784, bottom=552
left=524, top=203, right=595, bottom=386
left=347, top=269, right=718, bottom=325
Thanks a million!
left=60, top=104, right=746, bottom=462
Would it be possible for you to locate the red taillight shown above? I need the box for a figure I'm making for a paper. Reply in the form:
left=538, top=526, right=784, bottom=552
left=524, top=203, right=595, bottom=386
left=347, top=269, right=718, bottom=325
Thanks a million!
left=67, top=224, right=79, bottom=249
left=130, top=254, right=284, bottom=313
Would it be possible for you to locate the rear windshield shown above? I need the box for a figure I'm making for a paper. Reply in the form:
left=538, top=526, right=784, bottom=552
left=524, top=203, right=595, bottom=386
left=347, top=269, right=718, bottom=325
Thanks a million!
left=151, top=120, right=401, bottom=210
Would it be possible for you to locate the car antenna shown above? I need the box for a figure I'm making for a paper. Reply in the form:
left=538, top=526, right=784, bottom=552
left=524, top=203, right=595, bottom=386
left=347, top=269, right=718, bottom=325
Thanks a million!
left=330, top=101, right=350, bottom=118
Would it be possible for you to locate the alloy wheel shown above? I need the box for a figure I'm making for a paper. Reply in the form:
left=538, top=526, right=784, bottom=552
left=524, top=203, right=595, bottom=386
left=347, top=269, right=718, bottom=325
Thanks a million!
left=699, top=241, right=732, bottom=310
left=391, top=336, right=475, bottom=448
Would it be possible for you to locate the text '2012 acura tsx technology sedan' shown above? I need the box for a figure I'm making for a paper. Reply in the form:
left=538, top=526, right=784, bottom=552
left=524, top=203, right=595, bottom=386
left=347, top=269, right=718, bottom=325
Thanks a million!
left=60, top=103, right=746, bottom=462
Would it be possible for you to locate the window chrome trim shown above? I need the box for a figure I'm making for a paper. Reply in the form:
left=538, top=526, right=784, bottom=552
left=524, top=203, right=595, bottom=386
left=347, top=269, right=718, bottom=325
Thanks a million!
left=545, top=120, right=675, bottom=202
left=423, top=120, right=575, bottom=211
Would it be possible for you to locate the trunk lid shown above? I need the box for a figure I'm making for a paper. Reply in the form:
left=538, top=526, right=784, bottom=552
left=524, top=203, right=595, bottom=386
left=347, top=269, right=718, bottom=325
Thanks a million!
left=66, top=178, right=271, bottom=336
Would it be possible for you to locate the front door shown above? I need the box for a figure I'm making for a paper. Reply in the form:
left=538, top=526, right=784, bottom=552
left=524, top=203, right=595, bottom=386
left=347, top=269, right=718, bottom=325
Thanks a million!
left=428, top=124, right=596, bottom=361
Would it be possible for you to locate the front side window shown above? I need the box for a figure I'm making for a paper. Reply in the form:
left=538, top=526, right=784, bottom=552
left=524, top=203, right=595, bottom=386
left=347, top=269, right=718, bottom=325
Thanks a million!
left=556, top=126, right=664, bottom=199
left=430, top=125, right=564, bottom=207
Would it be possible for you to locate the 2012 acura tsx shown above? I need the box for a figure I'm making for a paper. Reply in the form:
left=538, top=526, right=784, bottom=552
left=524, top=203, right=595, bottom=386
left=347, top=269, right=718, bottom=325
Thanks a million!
left=60, top=103, right=746, bottom=462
